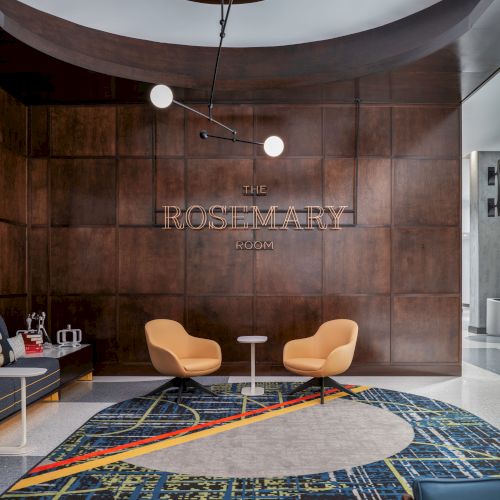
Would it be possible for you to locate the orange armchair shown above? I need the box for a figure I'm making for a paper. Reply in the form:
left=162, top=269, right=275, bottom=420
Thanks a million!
left=145, top=319, right=221, bottom=402
left=283, top=319, right=358, bottom=404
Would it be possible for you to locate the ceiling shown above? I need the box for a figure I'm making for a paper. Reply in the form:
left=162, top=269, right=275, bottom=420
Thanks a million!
left=19, top=0, right=440, bottom=48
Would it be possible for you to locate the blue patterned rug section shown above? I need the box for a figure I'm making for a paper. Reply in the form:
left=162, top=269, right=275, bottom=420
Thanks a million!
left=2, top=383, right=499, bottom=499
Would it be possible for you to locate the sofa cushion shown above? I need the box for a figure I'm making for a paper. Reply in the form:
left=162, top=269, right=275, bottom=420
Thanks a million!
left=0, top=329, right=15, bottom=367
left=7, top=334, right=26, bottom=360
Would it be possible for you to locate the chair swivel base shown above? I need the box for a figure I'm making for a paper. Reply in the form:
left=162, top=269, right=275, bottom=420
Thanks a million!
left=290, top=376, right=358, bottom=404
left=147, top=377, right=217, bottom=403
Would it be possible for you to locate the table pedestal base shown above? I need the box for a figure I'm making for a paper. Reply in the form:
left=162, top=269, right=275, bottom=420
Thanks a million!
left=241, top=386, right=264, bottom=396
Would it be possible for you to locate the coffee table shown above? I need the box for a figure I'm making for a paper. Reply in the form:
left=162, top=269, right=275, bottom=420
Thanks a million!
left=237, top=336, right=268, bottom=396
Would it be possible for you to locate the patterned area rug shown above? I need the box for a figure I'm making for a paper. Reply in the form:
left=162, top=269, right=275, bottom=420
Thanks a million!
left=2, top=382, right=499, bottom=499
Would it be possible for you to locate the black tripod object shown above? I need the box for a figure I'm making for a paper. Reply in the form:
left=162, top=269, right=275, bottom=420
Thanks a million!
left=290, top=377, right=358, bottom=404
left=146, top=377, right=217, bottom=404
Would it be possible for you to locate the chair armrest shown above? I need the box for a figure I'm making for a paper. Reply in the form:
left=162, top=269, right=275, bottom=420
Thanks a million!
left=146, top=340, right=186, bottom=377
left=190, top=337, right=222, bottom=360
left=323, top=340, right=356, bottom=375
left=283, top=337, right=315, bottom=360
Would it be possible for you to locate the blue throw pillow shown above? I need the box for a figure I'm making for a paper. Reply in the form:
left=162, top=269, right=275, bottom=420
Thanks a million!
left=0, top=315, right=15, bottom=366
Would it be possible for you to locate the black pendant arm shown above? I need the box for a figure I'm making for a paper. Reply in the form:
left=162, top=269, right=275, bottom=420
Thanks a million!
left=208, top=0, right=234, bottom=119
left=174, top=100, right=236, bottom=135
left=200, top=130, right=263, bottom=146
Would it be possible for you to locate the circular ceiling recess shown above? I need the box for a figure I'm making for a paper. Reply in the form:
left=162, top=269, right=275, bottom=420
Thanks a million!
left=18, top=0, right=441, bottom=48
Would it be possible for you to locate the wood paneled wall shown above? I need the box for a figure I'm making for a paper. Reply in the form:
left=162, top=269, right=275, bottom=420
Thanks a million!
left=0, top=88, right=27, bottom=330
left=26, top=101, right=461, bottom=375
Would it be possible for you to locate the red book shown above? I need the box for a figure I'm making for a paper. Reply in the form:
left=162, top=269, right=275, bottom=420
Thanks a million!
left=21, top=332, right=43, bottom=353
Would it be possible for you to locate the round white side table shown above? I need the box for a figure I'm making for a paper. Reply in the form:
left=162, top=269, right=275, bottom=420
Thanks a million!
left=237, top=336, right=267, bottom=396
left=0, top=367, right=47, bottom=455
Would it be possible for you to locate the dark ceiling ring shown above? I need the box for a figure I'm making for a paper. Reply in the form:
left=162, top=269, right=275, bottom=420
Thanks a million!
left=0, top=0, right=493, bottom=90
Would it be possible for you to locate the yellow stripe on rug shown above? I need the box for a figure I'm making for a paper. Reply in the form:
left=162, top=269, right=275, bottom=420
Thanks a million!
left=10, top=386, right=369, bottom=492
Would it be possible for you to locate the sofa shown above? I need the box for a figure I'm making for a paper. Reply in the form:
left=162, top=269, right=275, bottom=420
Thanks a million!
left=403, top=477, right=500, bottom=499
left=0, top=316, right=60, bottom=422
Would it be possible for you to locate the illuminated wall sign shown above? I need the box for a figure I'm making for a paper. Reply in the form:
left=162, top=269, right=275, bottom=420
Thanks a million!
left=162, top=185, right=348, bottom=250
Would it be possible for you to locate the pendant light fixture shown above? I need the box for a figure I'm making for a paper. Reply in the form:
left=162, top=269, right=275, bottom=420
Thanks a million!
left=150, top=0, right=284, bottom=157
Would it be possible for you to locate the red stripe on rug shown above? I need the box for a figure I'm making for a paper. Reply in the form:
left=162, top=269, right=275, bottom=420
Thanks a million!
left=30, top=385, right=356, bottom=474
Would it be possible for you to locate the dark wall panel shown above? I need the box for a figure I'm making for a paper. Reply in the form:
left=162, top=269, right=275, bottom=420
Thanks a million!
left=392, top=296, right=460, bottom=363
left=323, top=295, right=391, bottom=363
left=187, top=296, right=253, bottom=363
left=119, top=296, right=184, bottom=363
left=325, top=228, right=391, bottom=295
left=0, top=222, right=26, bottom=294
left=0, top=88, right=27, bottom=334
left=255, top=296, right=323, bottom=364
left=118, top=159, right=153, bottom=225
left=0, top=146, right=26, bottom=223
left=119, top=228, right=184, bottom=294
left=30, top=159, right=48, bottom=225
left=392, top=107, right=460, bottom=158
left=50, top=159, right=116, bottom=225
left=50, top=228, right=116, bottom=294
left=22, top=102, right=461, bottom=373
left=394, top=159, right=460, bottom=226
left=50, top=106, right=116, bottom=156
left=392, top=227, right=460, bottom=294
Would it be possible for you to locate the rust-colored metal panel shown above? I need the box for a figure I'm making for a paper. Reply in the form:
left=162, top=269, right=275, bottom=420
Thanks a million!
left=357, top=158, right=392, bottom=226
left=187, top=296, right=253, bottom=363
left=119, top=228, right=185, bottom=294
left=325, top=227, right=391, bottom=294
left=324, top=158, right=354, bottom=209
left=0, top=222, right=26, bottom=294
left=392, top=295, right=460, bottom=363
left=118, top=295, right=184, bottom=363
left=117, top=105, right=153, bottom=157
left=324, top=106, right=356, bottom=157
left=187, top=159, right=253, bottom=206
left=187, top=105, right=254, bottom=157
left=0, top=145, right=26, bottom=223
left=118, top=159, right=153, bottom=225
left=155, top=107, right=185, bottom=157
left=50, top=228, right=116, bottom=294
left=359, top=106, right=391, bottom=157
left=392, top=106, right=460, bottom=158
left=30, top=158, right=48, bottom=225
left=30, top=227, right=48, bottom=295
left=50, top=159, right=116, bottom=225
left=50, top=106, right=116, bottom=156
left=255, top=106, right=322, bottom=157
left=255, top=231, right=322, bottom=295
left=29, top=106, right=49, bottom=157
left=393, top=227, right=460, bottom=294
left=394, top=159, right=460, bottom=226
left=186, top=230, right=253, bottom=295
left=255, top=296, right=322, bottom=364
left=51, top=295, right=118, bottom=365
left=155, top=159, right=185, bottom=210
left=323, top=295, right=391, bottom=363
left=255, top=158, right=322, bottom=208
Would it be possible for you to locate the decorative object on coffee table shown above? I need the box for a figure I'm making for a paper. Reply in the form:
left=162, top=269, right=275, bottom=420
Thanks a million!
left=57, top=325, right=82, bottom=348
left=237, top=336, right=268, bottom=396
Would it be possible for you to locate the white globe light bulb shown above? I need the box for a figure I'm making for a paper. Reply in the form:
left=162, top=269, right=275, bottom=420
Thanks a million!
left=150, top=84, right=174, bottom=109
left=263, top=135, right=284, bottom=157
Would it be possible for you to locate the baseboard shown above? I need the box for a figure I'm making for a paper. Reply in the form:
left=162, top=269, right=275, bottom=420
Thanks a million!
left=95, top=362, right=462, bottom=377
left=468, top=326, right=487, bottom=334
